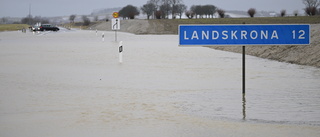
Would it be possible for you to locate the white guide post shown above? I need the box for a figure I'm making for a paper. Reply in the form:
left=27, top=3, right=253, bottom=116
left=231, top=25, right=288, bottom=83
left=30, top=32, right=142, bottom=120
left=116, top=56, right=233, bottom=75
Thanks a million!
left=119, top=41, right=123, bottom=63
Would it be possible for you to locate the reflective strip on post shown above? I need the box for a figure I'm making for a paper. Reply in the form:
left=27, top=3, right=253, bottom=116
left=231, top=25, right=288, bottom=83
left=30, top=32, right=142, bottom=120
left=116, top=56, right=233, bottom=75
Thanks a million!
left=119, top=41, right=123, bottom=63
left=102, top=32, right=104, bottom=41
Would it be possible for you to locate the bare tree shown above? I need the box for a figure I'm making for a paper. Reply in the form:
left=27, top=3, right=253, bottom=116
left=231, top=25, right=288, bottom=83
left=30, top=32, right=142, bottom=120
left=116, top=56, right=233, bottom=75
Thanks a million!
left=190, top=5, right=198, bottom=18
left=303, top=0, right=320, bottom=8
left=302, top=0, right=320, bottom=15
left=217, top=9, right=225, bottom=18
left=69, top=15, right=76, bottom=24
left=175, top=4, right=187, bottom=19
left=171, top=0, right=182, bottom=19
left=190, top=5, right=216, bottom=18
left=190, top=5, right=204, bottom=18
left=145, top=0, right=160, bottom=19
left=141, top=3, right=156, bottom=19
left=204, top=5, right=217, bottom=18
left=160, top=0, right=172, bottom=19
left=247, top=8, right=256, bottom=17
left=160, top=4, right=171, bottom=19
left=149, top=0, right=161, bottom=9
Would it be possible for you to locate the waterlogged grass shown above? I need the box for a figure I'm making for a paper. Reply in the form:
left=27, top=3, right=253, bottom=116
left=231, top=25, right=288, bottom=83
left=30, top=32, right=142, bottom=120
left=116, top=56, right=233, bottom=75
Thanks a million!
left=0, top=24, right=30, bottom=31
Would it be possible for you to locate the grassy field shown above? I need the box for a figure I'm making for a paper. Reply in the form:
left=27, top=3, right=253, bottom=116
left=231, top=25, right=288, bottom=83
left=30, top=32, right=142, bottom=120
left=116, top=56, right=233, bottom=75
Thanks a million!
left=149, top=16, right=320, bottom=34
left=0, top=24, right=30, bottom=31
left=63, top=22, right=101, bottom=30
left=173, top=16, right=320, bottom=24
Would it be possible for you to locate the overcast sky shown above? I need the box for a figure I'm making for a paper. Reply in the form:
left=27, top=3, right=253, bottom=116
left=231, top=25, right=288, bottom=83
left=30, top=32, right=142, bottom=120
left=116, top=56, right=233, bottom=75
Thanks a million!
left=0, top=0, right=306, bottom=17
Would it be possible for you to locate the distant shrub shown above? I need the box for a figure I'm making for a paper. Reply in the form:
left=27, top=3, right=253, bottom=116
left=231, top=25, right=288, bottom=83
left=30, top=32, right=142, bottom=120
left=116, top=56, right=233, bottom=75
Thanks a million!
left=155, top=11, right=162, bottom=19
left=217, top=9, right=225, bottom=18
left=280, top=10, right=286, bottom=17
left=247, top=8, right=256, bottom=17
left=185, top=11, right=194, bottom=19
left=305, top=6, right=317, bottom=16
left=294, top=10, right=299, bottom=16
left=82, top=16, right=90, bottom=26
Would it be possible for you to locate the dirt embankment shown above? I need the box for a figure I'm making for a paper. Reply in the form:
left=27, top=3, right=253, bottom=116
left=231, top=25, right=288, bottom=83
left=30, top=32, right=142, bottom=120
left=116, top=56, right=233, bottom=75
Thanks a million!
left=211, top=24, right=320, bottom=68
left=90, top=19, right=176, bottom=34
left=90, top=19, right=320, bottom=68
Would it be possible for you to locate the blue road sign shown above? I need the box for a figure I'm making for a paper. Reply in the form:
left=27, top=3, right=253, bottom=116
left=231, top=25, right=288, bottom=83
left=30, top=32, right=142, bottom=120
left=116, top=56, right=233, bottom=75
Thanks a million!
left=179, top=24, right=310, bottom=46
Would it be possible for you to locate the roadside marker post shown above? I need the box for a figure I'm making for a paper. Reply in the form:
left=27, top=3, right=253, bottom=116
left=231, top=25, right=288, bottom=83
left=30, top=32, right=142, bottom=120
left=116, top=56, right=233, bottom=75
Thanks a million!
left=179, top=24, right=310, bottom=94
left=119, top=41, right=123, bottom=63
left=102, top=32, right=104, bottom=41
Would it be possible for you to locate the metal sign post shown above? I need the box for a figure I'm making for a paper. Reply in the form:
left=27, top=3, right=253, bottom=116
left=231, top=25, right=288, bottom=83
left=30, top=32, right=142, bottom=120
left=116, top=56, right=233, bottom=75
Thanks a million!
left=112, top=18, right=120, bottom=42
left=242, top=46, right=245, bottom=94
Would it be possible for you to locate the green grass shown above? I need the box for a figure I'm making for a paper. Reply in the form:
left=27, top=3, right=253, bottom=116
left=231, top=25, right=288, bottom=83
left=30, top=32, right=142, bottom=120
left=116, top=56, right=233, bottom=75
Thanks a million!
left=173, top=16, right=320, bottom=24
left=149, top=16, right=320, bottom=34
left=0, top=24, right=30, bottom=31
left=63, top=21, right=101, bottom=30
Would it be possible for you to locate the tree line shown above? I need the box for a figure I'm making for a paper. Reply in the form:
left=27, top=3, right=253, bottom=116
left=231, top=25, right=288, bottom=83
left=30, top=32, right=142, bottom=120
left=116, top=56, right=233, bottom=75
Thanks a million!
left=120, top=0, right=217, bottom=20
left=13, top=0, right=320, bottom=26
left=63, top=0, right=320, bottom=25
left=120, top=0, right=188, bottom=19
left=119, top=0, right=320, bottom=19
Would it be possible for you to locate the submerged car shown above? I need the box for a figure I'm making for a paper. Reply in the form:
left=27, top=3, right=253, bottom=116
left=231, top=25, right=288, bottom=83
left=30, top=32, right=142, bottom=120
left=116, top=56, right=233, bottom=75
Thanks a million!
left=33, top=24, right=59, bottom=31
left=32, top=25, right=40, bottom=31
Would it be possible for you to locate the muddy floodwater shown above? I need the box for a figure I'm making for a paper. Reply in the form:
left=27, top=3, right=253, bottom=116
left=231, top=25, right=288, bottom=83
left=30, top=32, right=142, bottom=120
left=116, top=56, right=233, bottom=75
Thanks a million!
left=1, top=29, right=320, bottom=137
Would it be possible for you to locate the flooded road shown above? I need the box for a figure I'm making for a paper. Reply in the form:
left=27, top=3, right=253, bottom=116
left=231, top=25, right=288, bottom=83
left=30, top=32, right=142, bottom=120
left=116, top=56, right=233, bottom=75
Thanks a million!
left=0, top=30, right=320, bottom=136
left=120, top=32, right=320, bottom=126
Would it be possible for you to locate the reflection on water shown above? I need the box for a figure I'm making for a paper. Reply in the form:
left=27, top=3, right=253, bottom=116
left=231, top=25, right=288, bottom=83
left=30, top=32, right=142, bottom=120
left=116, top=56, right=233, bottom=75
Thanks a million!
left=242, top=93, right=246, bottom=120
left=2, top=31, right=319, bottom=136
left=123, top=38, right=320, bottom=126
left=170, top=50, right=320, bottom=126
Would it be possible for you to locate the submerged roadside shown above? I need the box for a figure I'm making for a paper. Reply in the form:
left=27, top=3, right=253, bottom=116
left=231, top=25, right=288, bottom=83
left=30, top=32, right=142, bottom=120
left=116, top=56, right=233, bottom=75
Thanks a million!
left=90, top=18, right=320, bottom=68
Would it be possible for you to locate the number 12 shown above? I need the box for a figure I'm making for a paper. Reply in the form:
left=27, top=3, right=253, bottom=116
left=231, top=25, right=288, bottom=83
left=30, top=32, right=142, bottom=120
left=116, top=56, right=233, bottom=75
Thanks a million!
left=292, top=30, right=305, bottom=39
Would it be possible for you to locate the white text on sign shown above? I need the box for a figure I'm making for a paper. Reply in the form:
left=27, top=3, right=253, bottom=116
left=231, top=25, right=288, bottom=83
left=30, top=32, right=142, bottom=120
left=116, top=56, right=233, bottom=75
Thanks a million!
left=183, top=30, right=281, bottom=40
left=179, top=25, right=310, bottom=46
